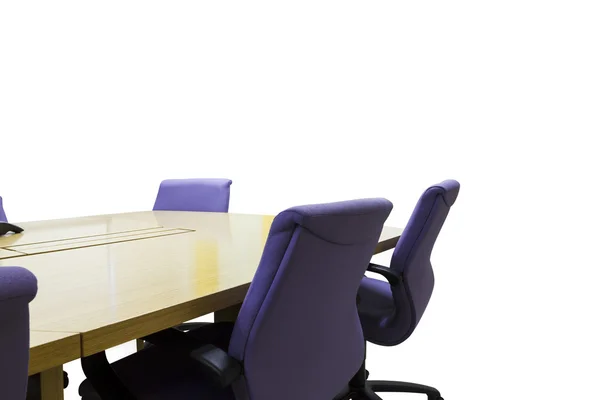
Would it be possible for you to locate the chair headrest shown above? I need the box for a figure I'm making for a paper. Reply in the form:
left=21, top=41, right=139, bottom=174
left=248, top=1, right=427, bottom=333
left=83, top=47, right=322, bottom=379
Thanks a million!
left=271, top=198, right=393, bottom=245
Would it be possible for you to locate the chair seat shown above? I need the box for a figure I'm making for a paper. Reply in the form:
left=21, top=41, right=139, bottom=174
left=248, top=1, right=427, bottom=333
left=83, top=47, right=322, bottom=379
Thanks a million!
left=79, top=344, right=235, bottom=400
left=358, top=276, right=395, bottom=320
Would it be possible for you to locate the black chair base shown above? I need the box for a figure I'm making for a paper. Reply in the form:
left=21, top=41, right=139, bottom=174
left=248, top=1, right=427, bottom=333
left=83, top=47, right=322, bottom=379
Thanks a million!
left=81, top=323, right=236, bottom=399
left=351, top=380, right=443, bottom=400
left=335, top=361, right=443, bottom=400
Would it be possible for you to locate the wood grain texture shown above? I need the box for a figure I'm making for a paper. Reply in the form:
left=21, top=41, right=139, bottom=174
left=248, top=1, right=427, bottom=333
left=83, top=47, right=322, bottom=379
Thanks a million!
left=8, top=227, right=175, bottom=250
left=40, top=366, right=64, bottom=400
left=214, top=303, right=243, bottom=323
left=6, top=228, right=193, bottom=255
left=29, top=331, right=80, bottom=375
left=0, top=211, right=401, bottom=360
left=0, top=212, right=274, bottom=356
left=0, top=213, right=160, bottom=248
left=0, top=248, right=26, bottom=260
left=81, top=284, right=248, bottom=356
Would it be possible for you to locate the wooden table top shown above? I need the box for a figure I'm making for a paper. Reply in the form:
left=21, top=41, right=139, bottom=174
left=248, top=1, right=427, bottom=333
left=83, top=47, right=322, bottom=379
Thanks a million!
left=1, top=211, right=402, bottom=360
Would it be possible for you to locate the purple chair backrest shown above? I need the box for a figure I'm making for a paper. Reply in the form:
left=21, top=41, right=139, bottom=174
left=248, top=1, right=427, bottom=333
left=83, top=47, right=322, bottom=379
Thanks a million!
left=0, top=267, right=38, bottom=399
left=0, top=196, right=7, bottom=222
left=152, top=179, right=232, bottom=213
left=390, top=179, right=460, bottom=343
left=228, top=198, right=393, bottom=400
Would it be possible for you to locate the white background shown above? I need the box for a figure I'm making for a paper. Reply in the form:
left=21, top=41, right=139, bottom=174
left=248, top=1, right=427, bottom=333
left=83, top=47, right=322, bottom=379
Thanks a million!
left=1, top=1, right=599, bottom=399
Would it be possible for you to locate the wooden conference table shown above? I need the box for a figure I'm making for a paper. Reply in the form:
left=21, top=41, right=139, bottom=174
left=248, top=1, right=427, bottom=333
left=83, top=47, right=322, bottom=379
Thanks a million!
left=0, top=211, right=402, bottom=399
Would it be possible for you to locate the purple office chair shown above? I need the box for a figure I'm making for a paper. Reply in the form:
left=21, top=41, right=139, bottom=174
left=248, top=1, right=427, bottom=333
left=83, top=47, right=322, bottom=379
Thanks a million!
left=0, top=196, right=7, bottom=222
left=338, top=179, right=460, bottom=400
left=153, top=179, right=232, bottom=213
left=151, top=178, right=232, bottom=334
left=0, top=266, right=38, bottom=400
left=0, top=196, right=68, bottom=398
left=78, top=198, right=393, bottom=400
left=0, top=196, right=24, bottom=236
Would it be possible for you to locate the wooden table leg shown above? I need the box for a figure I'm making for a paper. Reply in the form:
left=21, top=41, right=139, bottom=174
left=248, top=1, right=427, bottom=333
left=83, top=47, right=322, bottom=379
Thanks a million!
left=40, top=366, right=64, bottom=400
left=136, top=338, right=145, bottom=351
left=214, top=303, right=242, bottom=323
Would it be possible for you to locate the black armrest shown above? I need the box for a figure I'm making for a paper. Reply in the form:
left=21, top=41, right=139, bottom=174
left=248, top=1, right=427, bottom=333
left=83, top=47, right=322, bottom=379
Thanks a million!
left=190, top=344, right=243, bottom=387
left=141, top=326, right=242, bottom=388
left=367, top=263, right=403, bottom=286
left=0, top=222, right=24, bottom=236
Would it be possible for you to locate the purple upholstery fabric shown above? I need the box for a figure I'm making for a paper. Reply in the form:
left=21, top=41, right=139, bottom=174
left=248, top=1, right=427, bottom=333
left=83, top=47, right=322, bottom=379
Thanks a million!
left=152, top=179, right=232, bottom=213
left=0, top=267, right=38, bottom=399
left=228, top=198, right=393, bottom=400
left=0, top=196, right=7, bottom=222
left=358, top=180, right=460, bottom=346
left=78, top=198, right=393, bottom=400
